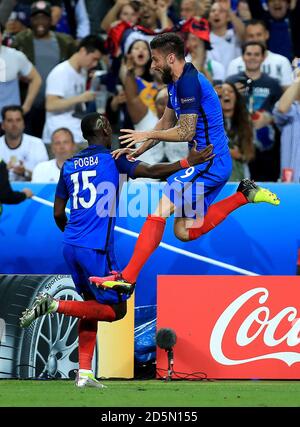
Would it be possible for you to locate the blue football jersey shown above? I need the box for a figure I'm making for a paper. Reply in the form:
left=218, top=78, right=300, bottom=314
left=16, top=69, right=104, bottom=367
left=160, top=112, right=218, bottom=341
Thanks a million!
left=167, top=62, right=229, bottom=156
left=55, top=145, right=140, bottom=250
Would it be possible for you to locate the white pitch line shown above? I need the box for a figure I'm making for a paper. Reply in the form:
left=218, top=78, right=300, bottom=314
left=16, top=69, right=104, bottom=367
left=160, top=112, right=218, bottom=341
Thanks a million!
left=32, top=195, right=55, bottom=209
left=32, top=195, right=259, bottom=276
left=114, top=226, right=259, bottom=276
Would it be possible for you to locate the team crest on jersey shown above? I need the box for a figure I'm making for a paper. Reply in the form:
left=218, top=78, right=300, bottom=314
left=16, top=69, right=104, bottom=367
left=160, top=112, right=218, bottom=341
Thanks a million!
left=181, top=97, right=196, bottom=104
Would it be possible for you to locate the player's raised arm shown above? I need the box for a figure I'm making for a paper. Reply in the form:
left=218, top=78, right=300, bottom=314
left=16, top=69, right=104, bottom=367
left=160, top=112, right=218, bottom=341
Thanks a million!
left=117, top=105, right=177, bottom=154
left=119, top=112, right=198, bottom=146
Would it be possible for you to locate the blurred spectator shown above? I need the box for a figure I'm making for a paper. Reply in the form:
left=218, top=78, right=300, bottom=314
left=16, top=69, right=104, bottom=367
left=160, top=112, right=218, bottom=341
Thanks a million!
left=55, top=0, right=91, bottom=39
left=236, top=0, right=252, bottom=22
left=12, top=1, right=76, bottom=137
left=123, top=62, right=164, bottom=164
left=43, top=35, right=105, bottom=144
left=32, top=127, right=75, bottom=182
left=100, top=0, right=140, bottom=33
left=140, top=0, right=172, bottom=29
left=227, top=41, right=282, bottom=181
left=207, top=0, right=246, bottom=72
left=227, top=19, right=293, bottom=89
left=273, top=62, right=300, bottom=183
left=106, top=83, right=132, bottom=142
left=180, top=0, right=211, bottom=20
left=119, top=47, right=164, bottom=163
left=220, top=81, right=254, bottom=180
left=248, top=0, right=300, bottom=61
left=0, top=0, right=17, bottom=26
left=104, top=0, right=173, bottom=60
left=0, top=158, right=32, bottom=216
left=0, top=23, right=42, bottom=122
left=85, top=0, right=113, bottom=35
left=3, top=4, right=29, bottom=46
left=119, top=39, right=161, bottom=124
left=10, top=1, right=63, bottom=27
left=116, top=0, right=171, bottom=57
left=164, top=0, right=181, bottom=25
left=0, top=105, right=48, bottom=181
left=184, top=18, right=225, bottom=83
left=123, top=39, right=157, bottom=99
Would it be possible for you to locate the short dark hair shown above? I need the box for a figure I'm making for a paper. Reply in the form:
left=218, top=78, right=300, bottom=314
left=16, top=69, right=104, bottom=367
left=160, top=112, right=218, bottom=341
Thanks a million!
left=150, top=33, right=185, bottom=60
left=77, top=35, right=106, bottom=54
left=245, top=19, right=268, bottom=30
left=0, top=22, right=4, bottom=34
left=1, top=105, right=24, bottom=120
left=242, top=41, right=266, bottom=55
left=81, top=113, right=111, bottom=140
left=51, top=127, right=75, bottom=143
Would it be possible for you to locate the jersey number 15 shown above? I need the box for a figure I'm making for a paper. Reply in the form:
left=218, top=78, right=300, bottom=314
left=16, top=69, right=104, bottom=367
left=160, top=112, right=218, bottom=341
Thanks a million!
left=71, top=171, right=97, bottom=209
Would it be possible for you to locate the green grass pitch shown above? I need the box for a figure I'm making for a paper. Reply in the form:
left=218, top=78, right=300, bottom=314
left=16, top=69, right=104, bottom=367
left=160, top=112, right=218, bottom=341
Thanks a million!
left=1, top=380, right=300, bottom=407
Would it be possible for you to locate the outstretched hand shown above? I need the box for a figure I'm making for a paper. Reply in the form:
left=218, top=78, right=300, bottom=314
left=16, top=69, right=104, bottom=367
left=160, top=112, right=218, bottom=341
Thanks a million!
left=119, top=129, right=150, bottom=146
left=187, top=142, right=215, bottom=166
left=111, top=147, right=137, bottom=160
left=112, top=138, right=154, bottom=160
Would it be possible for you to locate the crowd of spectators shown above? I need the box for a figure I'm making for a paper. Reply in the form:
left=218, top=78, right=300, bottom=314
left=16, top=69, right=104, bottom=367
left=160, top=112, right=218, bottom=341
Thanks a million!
left=0, top=0, right=300, bottom=184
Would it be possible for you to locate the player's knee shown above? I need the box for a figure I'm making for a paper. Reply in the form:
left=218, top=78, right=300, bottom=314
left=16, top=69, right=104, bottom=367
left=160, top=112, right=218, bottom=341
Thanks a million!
left=174, top=228, right=190, bottom=242
left=176, top=233, right=190, bottom=242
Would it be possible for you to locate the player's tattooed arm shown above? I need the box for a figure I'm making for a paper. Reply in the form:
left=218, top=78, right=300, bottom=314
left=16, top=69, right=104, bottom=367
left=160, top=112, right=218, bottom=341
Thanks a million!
left=176, top=114, right=198, bottom=141
left=149, top=112, right=197, bottom=141
left=119, top=113, right=198, bottom=146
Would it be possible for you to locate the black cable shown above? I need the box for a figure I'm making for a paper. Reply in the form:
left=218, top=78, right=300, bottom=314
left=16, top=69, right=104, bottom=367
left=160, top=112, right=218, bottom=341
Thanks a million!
left=156, top=367, right=208, bottom=381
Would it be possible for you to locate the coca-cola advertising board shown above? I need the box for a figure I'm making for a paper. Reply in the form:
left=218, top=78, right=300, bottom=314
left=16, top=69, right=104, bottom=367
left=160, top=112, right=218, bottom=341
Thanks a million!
left=157, top=276, right=300, bottom=379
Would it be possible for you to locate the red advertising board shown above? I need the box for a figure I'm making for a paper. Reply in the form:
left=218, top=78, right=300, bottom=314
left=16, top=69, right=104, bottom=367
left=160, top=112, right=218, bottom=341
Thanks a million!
left=157, top=276, right=300, bottom=379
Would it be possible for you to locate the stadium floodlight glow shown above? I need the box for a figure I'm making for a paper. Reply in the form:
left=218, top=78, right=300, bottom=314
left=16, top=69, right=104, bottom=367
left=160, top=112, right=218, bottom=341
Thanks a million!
left=156, top=328, right=177, bottom=381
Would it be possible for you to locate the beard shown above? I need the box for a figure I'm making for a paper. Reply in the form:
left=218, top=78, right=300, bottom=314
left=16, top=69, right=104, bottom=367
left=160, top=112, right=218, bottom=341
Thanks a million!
left=161, top=65, right=173, bottom=84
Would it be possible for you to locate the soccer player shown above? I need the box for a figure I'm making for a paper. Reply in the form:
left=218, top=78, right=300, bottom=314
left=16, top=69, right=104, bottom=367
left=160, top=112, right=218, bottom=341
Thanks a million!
left=19, top=112, right=214, bottom=388
left=90, top=33, right=280, bottom=291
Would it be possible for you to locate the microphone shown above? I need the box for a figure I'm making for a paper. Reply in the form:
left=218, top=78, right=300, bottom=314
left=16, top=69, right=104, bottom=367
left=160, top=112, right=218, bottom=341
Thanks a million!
left=156, top=328, right=177, bottom=350
left=156, top=328, right=177, bottom=380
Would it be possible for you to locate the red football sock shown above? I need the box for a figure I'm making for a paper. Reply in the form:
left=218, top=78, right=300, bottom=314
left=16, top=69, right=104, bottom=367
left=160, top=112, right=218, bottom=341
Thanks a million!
left=78, top=319, right=98, bottom=370
left=189, top=192, right=248, bottom=240
left=57, top=300, right=116, bottom=322
left=122, top=214, right=166, bottom=284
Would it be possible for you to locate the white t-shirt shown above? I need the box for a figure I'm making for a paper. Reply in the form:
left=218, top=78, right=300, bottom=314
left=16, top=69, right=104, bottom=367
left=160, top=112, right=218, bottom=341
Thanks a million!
left=134, top=109, right=165, bottom=164
left=207, top=29, right=241, bottom=73
left=31, top=158, right=61, bottom=183
left=43, top=60, right=87, bottom=143
left=185, top=54, right=226, bottom=82
left=226, top=50, right=293, bottom=87
left=0, top=45, right=33, bottom=119
left=0, top=45, right=32, bottom=82
left=0, top=133, right=49, bottom=181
